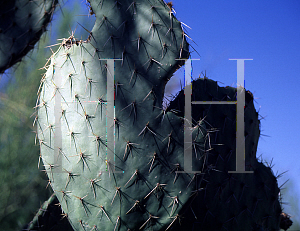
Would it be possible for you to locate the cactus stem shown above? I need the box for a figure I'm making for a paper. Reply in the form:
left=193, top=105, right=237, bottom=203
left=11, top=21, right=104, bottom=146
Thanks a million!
left=80, top=42, right=94, bottom=57
left=35, top=1, right=286, bottom=229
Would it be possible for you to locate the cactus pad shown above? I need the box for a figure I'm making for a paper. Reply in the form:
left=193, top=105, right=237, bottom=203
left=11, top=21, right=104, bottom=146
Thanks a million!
left=0, top=0, right=57, bottom=73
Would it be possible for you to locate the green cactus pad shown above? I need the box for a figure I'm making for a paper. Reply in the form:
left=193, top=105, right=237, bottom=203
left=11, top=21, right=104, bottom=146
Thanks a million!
left=0, top=0, right=57, bottom=73
left=37, top=0, right=285, bottom=230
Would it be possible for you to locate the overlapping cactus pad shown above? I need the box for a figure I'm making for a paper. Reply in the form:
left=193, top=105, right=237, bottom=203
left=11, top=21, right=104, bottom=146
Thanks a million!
left=37, top=0, right=285, bottom=230
left=0, top=0, right=57, bottom=73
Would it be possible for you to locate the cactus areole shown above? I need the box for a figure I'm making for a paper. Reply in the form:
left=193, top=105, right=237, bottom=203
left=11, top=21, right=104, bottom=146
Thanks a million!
left=37, top=0, right=285, bottom=230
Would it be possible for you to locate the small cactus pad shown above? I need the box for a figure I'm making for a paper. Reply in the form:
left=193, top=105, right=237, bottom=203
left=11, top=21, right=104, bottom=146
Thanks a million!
left=37, top=0, right=285, bottom=230
left=0, top=0, right=57, bottom=73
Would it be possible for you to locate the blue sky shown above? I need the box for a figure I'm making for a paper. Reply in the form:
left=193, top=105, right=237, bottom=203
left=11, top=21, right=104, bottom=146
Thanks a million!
left=1, top=0, right=299, bottom=228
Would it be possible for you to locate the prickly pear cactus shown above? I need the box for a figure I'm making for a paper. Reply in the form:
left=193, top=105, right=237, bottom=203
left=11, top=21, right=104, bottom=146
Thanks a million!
left=0, top=0, right=57, bottom=73
left=36, top=0, right=286, bottom=230
left=167, top=79, right=283, bottom=230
